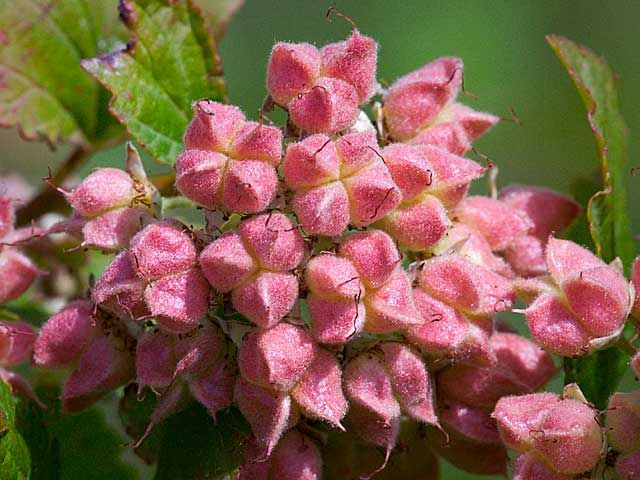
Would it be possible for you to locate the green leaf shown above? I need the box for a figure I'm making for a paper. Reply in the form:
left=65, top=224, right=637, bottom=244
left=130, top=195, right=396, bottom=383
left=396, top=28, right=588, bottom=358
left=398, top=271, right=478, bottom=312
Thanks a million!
left=0, top=0, right=124, bottom=146
left=15, top=398, right=59, bottom=480
left=0, top=381, right=31, bottom=480
left=547, top=35, right=634, bottom=268
left=565, top=175, right=599, bottom=249
left=154, top=405, right=249, bottom=480
left=548, top=35, right=635, bottom=409
left=47, top=401, right=137, bottom=480
left=82, top=0, right=227, bottom=166
left=563, top=347, right=629, bottom=410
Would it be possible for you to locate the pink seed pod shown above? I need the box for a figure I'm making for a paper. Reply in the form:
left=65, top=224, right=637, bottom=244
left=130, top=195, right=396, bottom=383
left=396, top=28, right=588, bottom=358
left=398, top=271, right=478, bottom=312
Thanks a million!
left=289, top=76, right=359, bottom=134
left=306, top=294, right=366, bottom=344
left=291, top=348, right=347, bottom=429
left=499, top=185, right=581, bottom=240
left=561, top=265, right=630, bottom=337
left=62, top=330, right=134, bottom=413
left=64, top=168, right=134, bottom=218
left=221, top=159, right=279, bottom=214
left=606, top=391, right=640, bottom=453
left=381, top=143, right=484, bottom=208
left=427, top=426, right=508, bottom=476
left=81, top=207, right=147, bottom=252
left=0, top=250, right=38, bottom=305
left=199, top=232, right=257, bottom=293
left=533, top=399, right=603, bottom=475
left=545, top=236, right=603, bottom=279
left=230, top=121, right=283, bottom=166
left=178, top=101, right=282, bottom=214
left=343, top=353, right=401, bottom=453
left=491, top=332, right=556, bottom=390
left=135, top=330, right=176, bottom=392
left=235, top=376, right=299, bottom=456
left=380, top=143, right=436, bottom=200
left=231, top=272, right=298, bottom=328
left=292, top=182, right=351, bottom=236
left=524, top=294, right=591, bottom=356
left=438, top=332, right=554, bottom=411
left=183, top=100, right=245, bottom=152
left=617, top=451, right=640, bottom=480
left=92, top=251, right=149, bottom=321
left=438, top=366, right=521, bottom=413
left=503, top=234, right=548, bottom=277
left=269, top=429, right=322, bottom=480
left=632, top=257, right=640, bottom=319
left=433, top=223, right=514, bottom=277
left=383, top=57, right=463, bottom=141
left=341, top=162, right=401, bottom=226
left=417, top=253, right=515, bottom=319
left=130, top=221, right=197, bottom=282
left=336, top=131, right=379, bottom=176
left=511, top=453, right=573, bottom=480
left=522, top=238, right=631, bottom=355
left=455, top=196, right=533, bottom=252
left=188, top=361, right=234, bottom=420
left=238, top=322, right=315, bottom=393
left=202, top=215, right=304, bottom=328
left=420, top=143, right=486, bottom=208
left=379, top=342, right=438, bottom=425
left=239, top=213, right=304, bottom=272
left=0, top=321, right=36, bottom=367
left=304, top=254, right=363, bottom=301
left=33, top=300, right=95, bottom=368
left=493, top=393, right=603, bottom=475
left=267, top=42, right=321, bottom=106
left=321, top=30, right=378, bottom=104
left=407, top=290, right=496, bottom=366
left=60, top=144, right=159, bottom=231
left=285, top=133, right=396, bottom=235
left=283, top=134, right=341, bottom=189
left=410, top=104, right=499, bottom=156
left=339, top=230, right=400, bottom=289
left=364, top=267, right=422, bottom=333
left=492, top=393, right=562, bottom=451
left=144, top=268, right=210, bottom=334
left=439, top=398, right=501, bottom=445
left=175, top=149, right=227, bottom=210
left=173, top=323, right=225, bottom=379
left=378, top=194, right=451, bottom=251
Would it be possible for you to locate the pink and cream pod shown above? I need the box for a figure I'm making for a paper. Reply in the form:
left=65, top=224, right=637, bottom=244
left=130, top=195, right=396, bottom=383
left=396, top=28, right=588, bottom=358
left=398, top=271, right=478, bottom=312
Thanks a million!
left=176, top=101, right=282, bottom=215
left=518, top=237, right=632, bottom=356
left=199, top=213, right=304, bottom=328
left=283, top=132, right=401, bottom=237
left=267, top=30, right=377, bottom=134
left=383, top=57, right=498, bottom=153
left=236, top=323, right=347, bottom=456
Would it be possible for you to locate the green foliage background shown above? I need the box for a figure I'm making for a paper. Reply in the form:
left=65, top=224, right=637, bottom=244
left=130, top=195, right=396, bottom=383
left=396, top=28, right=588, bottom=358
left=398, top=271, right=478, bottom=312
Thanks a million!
left=1, top=1, right=639, bottom=479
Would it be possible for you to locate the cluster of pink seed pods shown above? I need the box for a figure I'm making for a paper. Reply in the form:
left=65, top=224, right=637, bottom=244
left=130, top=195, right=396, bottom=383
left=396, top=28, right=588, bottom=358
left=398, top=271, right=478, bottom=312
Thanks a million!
left=2, top=24, right=639, bottom=480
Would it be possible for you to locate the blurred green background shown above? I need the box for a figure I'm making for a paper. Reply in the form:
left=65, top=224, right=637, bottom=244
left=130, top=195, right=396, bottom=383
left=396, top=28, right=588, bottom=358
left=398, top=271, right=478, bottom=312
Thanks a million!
left=2, top=1, right=639, bottom=478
